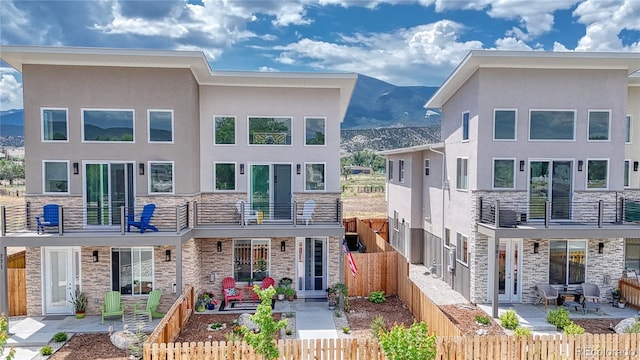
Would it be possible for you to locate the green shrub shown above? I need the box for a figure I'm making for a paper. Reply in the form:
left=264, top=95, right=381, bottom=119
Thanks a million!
left=342, top=326, right=350, bottom=334
left=285, top=329, right=293, bottom=336
left=1, top=313, right=16, bottom=360
left=546, top=307, right=571, bottom=329
left=370, top=315, right=387, bottom=339
left=564, top=322, right=585, bottom=335
left=624, top=319, right=640, bottom=333
left=475, top=315, right=490, bottom=326
left=499, top=309, right=519, bottom=330
left=514, top=326, right=532, bottom=337
left=369, top=290, right=386, bottom=304
left=241, top=286, right=287, bottom=360
left=52, top=332, right=68, bottom=342
left=378, top=322, right=437, bottom=360
left=40, top=345, right=53, bottom=356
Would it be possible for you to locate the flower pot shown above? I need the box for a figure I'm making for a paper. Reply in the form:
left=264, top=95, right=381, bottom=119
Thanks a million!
left=618, top=302, right=626, bottom=309
left=208, top=303, right=215, bottom=310
left=287, top=295, right=295, bottom=301
left=75, top=311, right=85, bottom=319
left=196, top=305, right=206, bottom=312
left=277, top=293, right=285, bottom=301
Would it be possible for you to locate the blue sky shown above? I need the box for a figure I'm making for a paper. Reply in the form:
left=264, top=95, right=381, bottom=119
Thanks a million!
left=1, top=0, right=639, bottom=111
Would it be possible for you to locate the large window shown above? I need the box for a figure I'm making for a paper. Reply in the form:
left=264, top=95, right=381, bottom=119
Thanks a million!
left=549, top=241, right=586, bottom=285
left=424, top=159, right=430, bottom=176
left=42, top=108, right=68, bottom=141
left=587, top=110, right=610, bottom=141
left=43, top=161, right=69, bottom=193
left=493, top=109, right=516, bottom=140
left=587, top=159, right=608, bottom=189
left=148, top=110, right=173, bottom=143
left=399, top=160, right=405, bottom=183
left=626, top=115, right=632, bottom=144
left=529, top=110, right=575, bottom=140
left=234, top=239, right=270, bottom=281
left=215, top=163, right=236, bottom=191
left=214, top=116, right=236, bottom=145
left=305, top=117, right=325, bottom=145
left=249, top=117, right=291, bottom=145
left=111, top=247, right=154, bottom=295
left=625, top=239, right=640, bottom=273
left=456, top=233, right=468, bottom=264
left=83, top=109, right=134, bottom=142
left=149, top=161, right=174, bottom=194
left=388, top=160, right=394, bottom=180
left=493, top=159, right=515, bottom=189
left=456, top=157, right=468, bottom=190
left=462, top=112, right=469, bottom=141
left=625, top=160, right=630, bottom=188
left=305, top=163, right=325, bottom=191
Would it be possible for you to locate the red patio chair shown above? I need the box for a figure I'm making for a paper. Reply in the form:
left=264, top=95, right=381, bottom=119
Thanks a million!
left=222, top=277, right=242, bottom=307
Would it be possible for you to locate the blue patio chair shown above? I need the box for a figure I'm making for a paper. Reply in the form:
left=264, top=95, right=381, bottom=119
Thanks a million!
left=36, top=204, right=59, bottom=234
left=127, top=204, right=159, bottom=233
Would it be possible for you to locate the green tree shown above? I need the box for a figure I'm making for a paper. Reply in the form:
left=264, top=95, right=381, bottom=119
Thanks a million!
left=242, top=286, right=287, bottom=360
left=0, top=160, right=24, bottom=184
left=378, top=322, right=436, bottom=360
left=1, top=314, right=15, bottom=360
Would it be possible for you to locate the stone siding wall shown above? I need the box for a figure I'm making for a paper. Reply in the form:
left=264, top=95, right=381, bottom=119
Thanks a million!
left=25, top=247, right=42, bottom=316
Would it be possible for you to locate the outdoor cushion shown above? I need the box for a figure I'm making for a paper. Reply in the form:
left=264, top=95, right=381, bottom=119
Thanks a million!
left=224, top=288, right=237, bottom=297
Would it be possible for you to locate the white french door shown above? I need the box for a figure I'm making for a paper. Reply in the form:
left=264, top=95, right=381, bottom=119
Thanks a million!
left=43, top=247, right=80, bottom=314
left=496, top=239, right=522, bottom=303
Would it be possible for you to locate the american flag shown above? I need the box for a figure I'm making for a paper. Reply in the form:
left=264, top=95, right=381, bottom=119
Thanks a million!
left=343, top=238, right=358, bottom=278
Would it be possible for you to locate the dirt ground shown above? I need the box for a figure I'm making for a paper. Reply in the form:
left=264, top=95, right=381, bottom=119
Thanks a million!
left=175, top=313, right=285, bottom=343
left=343, top=296, right=415, bottom=339
left=49, top=334, right=128, bottom=360
left=439, top=304, right=506, bottom=336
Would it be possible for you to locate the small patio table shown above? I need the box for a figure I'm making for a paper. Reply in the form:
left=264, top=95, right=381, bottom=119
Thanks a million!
left=559, top=290, right=582, bottom=312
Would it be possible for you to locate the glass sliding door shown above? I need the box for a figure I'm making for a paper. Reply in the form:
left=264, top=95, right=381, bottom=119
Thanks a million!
left=85, top=162, right=134, bottom=226
left=529, top=160, right=572, bottom=220
left=529, top=162, right=549, bottom=220
left=551, top=161, right=572, bottom=219
left=250, top=164, right=292, bottom=221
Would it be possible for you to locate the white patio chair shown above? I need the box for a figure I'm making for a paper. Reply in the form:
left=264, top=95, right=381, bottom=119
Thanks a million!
left=296, top=200, right=315, bottom=225
left=236, top=200, right=259, bottom=225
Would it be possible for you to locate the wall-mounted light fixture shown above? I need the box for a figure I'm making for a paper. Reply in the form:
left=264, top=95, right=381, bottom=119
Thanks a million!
left=578, top=161, right=584, bottom=172
left=73, top=162, right=79, bottom=175
left=139, top=163, right=145, bottom=175
left=165, top=249, right=171, bottom=262
left=92, top=250, right=99, bottom=262
left=240, top=164, right=245, bottom=175
left=217, top=241, right=222, bottom=252
left=519, top=160, right=525, bottom=172
left=281, top=240, right=286, bottom=252
left=635, top=161, right=639, bottom=172
left=533, top=242, right=539, bottom=254
left=296, top=164, right=301, bottom=175
left=209, top=271, right=216, bottom=283
left=172, top=283, right=177, bottom=294
left=598, top=242, right=604, bottom=254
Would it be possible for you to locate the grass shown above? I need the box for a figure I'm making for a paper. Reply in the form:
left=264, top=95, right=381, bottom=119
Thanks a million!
left=341, top=173, right=387, bottom=219
left=0, top=184, right=25, bottom=207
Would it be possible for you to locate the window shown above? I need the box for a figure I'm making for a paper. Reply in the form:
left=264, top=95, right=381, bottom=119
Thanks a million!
left=493, top=159, right=515, bottom=189
left=214, top=116, right=236, bottom=145
left=456, top=158, right=468, bottom=190
left=444, top=228, right=450, bottom=247
left=43, top=161, right=69, bottom=193
left=529, top=110, right=575, bottom=140
left=624, top=160, right=630, bottom=188
left=148, top=110, right=173, bottom=143
left=388, top=160, right=394, bottom=181
left=399, top=160, right=405, bottom=183
left=549, top=240, right=586, bottom=285
left=626, top=115, right=632, bottom=144
left=305, top=163, right=325, bottom=191
left=215, top=163, right=236, bottom=191
left=587, top=110, right=610, bottom=141
left=462, top=112, right=469, bottom=141
left=587, top=159, right=608, bottom=189
left=456, top=233, right=468, bottom=264
left=305, top=117, right=325, bottom=145
left=249, top=117, right=291, bottom=145
left=42, top=108, right=68, bottom=141
left=424, top=159, right=430, bottom=176
left=625, top=238, right=640, bottom=273
left=149, top=161, right=174, bottom=194
left=493, top=109, right=516, bottom=140
left=234, top=239, right=270, bottom=281
left=82, top=109, right=134, bottom=142
left=111, top=247, right=154, bottom=295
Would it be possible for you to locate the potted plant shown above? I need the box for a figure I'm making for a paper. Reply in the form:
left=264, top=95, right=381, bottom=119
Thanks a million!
left=69, top=290, right=88, bottom=318
left=618, top=297, right=627, bottom=308
left=285, top=288, right=295, bottom=301
left=246, top=278, right=254, bottom=287
left=276, top=286, right=286, bottom=301
left=196, top=291, right=216, bottom=312
left=327, top=286, right=338, bottom=309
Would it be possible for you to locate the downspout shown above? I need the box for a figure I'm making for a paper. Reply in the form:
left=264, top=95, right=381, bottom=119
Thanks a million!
left=429, top=146, right=446, bottom=280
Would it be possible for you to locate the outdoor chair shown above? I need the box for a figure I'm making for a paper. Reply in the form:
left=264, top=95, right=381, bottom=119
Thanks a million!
left=134, top=289, right=163, bottom=322
left=296, top=199, right=316, bottom=225
left=236, top=200, right=259, bottom=225
left=36, top=204, right=59, bottom=234
left=100, top=291, right=125, bottom=324
left=127, top=204, right=158, bottom=233
left=222, top=277, right=243, bottom=307
left=581, top=283, right=601, bottom=314
left=536, top=283, right=558, bottom=308
left=253, top=276, right=275, bottom=302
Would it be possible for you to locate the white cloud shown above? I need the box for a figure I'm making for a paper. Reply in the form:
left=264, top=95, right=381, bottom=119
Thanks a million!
left=494, top=37, right=533, bottom=50
left=573, top=0, right=640, bottom=51
left=258, top=66, right=279, bottom=72
left=0, top=73, right=23, bottom=111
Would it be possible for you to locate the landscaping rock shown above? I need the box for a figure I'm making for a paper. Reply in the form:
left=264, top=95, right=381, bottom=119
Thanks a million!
left=614, top=318, right=638, bottom=333
left=237, top=313, right=259, bottom=332
left=110, top=330, right=137, bottom=350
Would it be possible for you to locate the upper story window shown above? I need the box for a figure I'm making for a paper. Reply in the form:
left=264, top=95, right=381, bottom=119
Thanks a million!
left=42, top=108, right=68, bottom=142
left=529, top=110, right=575, bottom=141
left=249, top=117, right=291, bottom=145
left=462, top=112, right=470, bottom=141
left=148, top=110, right=173, bottom=143
left=215, top=162, right=236, bottom=191
left=587, top=110, right=610, bottom=141
left=493, top=109, right=516, bottom=141
left=305, top=163, right=325, bottom=191
left=586, top=159, right=608, bottom=189
left=305, top=117, right=326, bottom=145
left=149, top=161, right=174, bottom=194
left=82, top=109, right=134, bottom=142
left=43, top=161, right=69, bottom=194
left=493, top=159, right=515, bottom=189
left=111, top=247, right=154, bottom=295
left=624, top=160, right=630, bottom=188
left=388, top=160, right=394, bottom=181
left=456, top=157, right=468, bottom=190
left=214, top=116, right=236, bottom=145
left=424, top=159, right=430, bottom=176
left=626, top=115, right=632, bottom=144
left=398, top=160, right=405, bottom=183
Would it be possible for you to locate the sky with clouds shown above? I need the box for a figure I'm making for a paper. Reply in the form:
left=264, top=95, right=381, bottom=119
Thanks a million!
left=1, top=0, right=639, bottom=110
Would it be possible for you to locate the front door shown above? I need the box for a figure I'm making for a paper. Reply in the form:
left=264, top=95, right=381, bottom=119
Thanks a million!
left=43, top=247, right=80, bottom=314
left=250, top=164, right=292, bottom=221
left=529, top=160, right=573, bottom=220
left=295, top=237, right=327, bottom=298
left=497, top=239, right=522, bottom=303
left=85, top=162, right=134, bottom=226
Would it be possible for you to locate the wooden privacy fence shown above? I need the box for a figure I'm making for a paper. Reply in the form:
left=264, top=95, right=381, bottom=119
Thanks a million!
left=343, top=251, right=398, bottom=297
left=8, top=268, right=26, bottom=316
left=619, top=277, right=640, bottom=309
left=146, top=285, right=194, bottom=347
left=342, top=218, right=389, bottom=245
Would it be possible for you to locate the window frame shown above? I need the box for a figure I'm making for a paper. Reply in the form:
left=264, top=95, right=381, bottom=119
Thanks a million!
left=626, top=115, right=632, bottom=144
left=398, top=159, right=405, bottom=183
left=148, top=161, right=175, bottom=195
left=81, top=108, right=135, bottom=143
left=388, top=160, right=394, bottom=181
left=304, top=117, right=326, bottom=146
left=444, top=228, right=450, bottom=248
left=462, top=111, right=470, bottom=142
left=42, top=160, right=70, bottom=194
left=456, top=157, right=468, bottom=191
left=233, top=239, right=271, bottom=282
left=214, top=115, right=237, bottom=145
left=247, top=116, right=293, bottom=146
left=548, top=240, right=587, bottom=286
left=456, top=232, right=468, bottom=265
left=587, top=109, right=611, bottom=142
left=214, top=162, right=237, bottom=191
left=147, top=109, right=174, bottom=143
left=528, top=109, right=576, bottom=141
left=624, top=160, right=630, bottom=188
left=424, top=159, right=430, bottom=176
left=111, top=247, right=155, bottom=296
left=586, top=158, right=609, bottom=190
left=41, top=107, right=69, bottom=142
left=492, top=158, right=516, bottom=190
left=625, top=238, right=640, bottom=274
left=493, top=108, right=517, bottom=141
left=304, top=162, right=326, bottom=191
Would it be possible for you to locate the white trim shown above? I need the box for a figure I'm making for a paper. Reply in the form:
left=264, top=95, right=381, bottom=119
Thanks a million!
left=42, top=160, right=70, bottom=195
left=303, top=116, right=327, bottom=147
left=147, top=109, right=174, bottom=144
left=461, top=111, right=470, bottom=142
left=148, top=161, right=175, bottom=195
left=548, top=239, right=588, bottom=286
left=626, top=115, right=632, bottom=144
left=110, top=247, right=155, bottom=297
left=213, top=161, right=237, bottom=192
left=528, top=109, right=576, bottom=141
left=232, top=238, right=272, bottom=283
left=303, top=162, right=327, bottom=192
left=41, top=107, right=69, bottom=143
left=455, top=232, right=469, bottom=266
left=213, top=115, right=237, bottom=146
left=247, top=116, right=293, bottom=146
left=585, top=158, right=609, bottom=190
left=81, top=108, right=136, bottom=143
left=492, top=108, right=518, bottom=141
left=398, top=159, right=405, bottom=183
left=492, top=158, right=517, bottom=190
left=586, top=109, right=611, bottom=142
left=456, top=157, right=469, bottom=191
left=624, top=159, right=631, bottom=188
left=526, top=158, right=575, bottom=219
